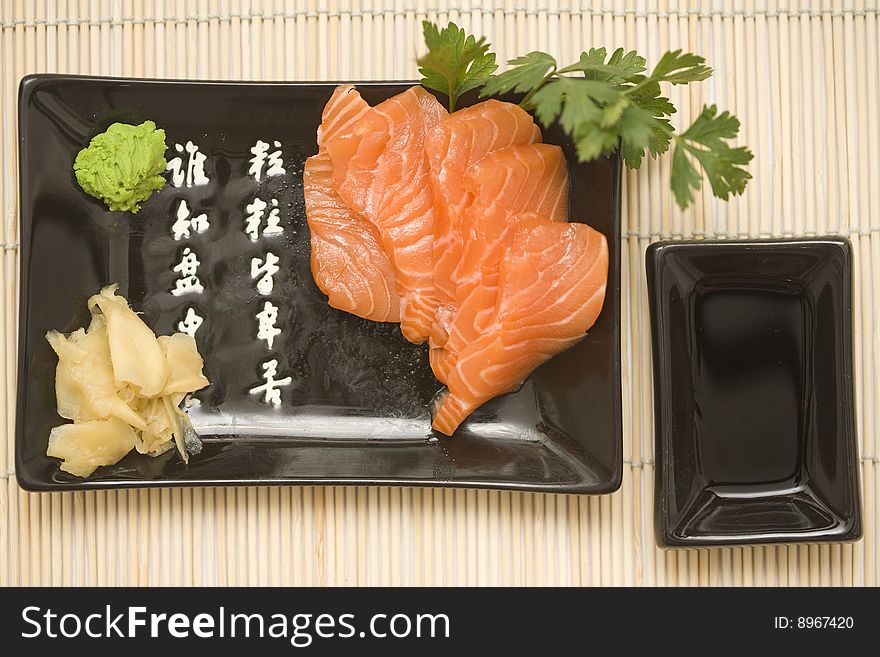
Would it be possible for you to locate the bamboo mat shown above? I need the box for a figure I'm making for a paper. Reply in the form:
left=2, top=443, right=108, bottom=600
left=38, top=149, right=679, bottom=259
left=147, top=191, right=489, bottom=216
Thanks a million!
left=1, top=0, right=878, bottom=587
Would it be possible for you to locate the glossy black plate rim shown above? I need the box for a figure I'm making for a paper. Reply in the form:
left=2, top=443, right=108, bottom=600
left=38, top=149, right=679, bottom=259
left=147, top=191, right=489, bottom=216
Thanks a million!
left=646, top=237, right=861, bottom=547
left=16, top=74, right=623, bottom=494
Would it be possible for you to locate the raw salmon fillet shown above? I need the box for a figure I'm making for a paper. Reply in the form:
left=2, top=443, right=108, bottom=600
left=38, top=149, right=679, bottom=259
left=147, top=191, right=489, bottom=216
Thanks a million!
left=324, top=86, right=447, bottom=343
left=425, top=100, right=541, bottom=348
left=432, top=221, right=608, bottom=436
left=304, top=88, right=610, bottom=437
left=317, top=84, right=372, bottom=145
left=452, top=144, right=570, bottom=339
left=436, top=143, right=570, bottom=381
left=304, top=155, right=401, bottom=322
left=304, top=85, right=400, bottom=322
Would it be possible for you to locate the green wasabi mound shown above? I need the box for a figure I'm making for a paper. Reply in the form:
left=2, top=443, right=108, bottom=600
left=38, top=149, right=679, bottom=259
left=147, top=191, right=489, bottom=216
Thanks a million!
left=73, top=120, right=168, bottom=213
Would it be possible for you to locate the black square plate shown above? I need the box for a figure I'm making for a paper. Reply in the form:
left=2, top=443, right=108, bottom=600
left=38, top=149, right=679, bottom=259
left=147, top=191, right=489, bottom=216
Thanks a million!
left=647, top=238, right=861, bottom=546
left=16, top=75, right=622, bottom=493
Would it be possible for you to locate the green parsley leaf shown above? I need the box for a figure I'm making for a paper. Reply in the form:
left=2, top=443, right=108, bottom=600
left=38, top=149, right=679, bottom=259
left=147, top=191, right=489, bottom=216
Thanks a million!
left=573, top=126, right=620, bottom=162
left=618, top=105, right=661, bottom=150
left=607, top=48, right=648, bottom=76
left=646, top=49, right=713, bottom=85
left=619, top=118, right=674, bottom=169
left=417, top=22, right=751, bottom=209
left=671, top=105, right=754, bottom=208
left=671, top=145, right=703, bottom=209
left=528, top=78, right=566, bottom=126
left=530, top=78, right=621, bottom=159
left=558, top=47, right=647, bottom=84
left=629, top=81, right=677, bottom=117
left=417, top=21, right=498, bottom=112
left=479, top=51, right=557, bottom=101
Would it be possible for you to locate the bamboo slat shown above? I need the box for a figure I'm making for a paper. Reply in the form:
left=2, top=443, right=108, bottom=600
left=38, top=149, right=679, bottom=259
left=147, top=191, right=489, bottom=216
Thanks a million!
left=0, top=0, right=877, bottom=586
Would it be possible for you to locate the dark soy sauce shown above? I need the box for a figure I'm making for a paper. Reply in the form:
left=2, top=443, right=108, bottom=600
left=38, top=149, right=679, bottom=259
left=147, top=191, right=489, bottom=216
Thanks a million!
left=693, top=282, right=808, bottom=489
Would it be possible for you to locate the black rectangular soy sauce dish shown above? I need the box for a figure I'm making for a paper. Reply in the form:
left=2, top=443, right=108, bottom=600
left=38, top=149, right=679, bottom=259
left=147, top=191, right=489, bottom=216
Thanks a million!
left=647, top=238, right=861, bottom=547
left=16, top=75, right=622, bottom=493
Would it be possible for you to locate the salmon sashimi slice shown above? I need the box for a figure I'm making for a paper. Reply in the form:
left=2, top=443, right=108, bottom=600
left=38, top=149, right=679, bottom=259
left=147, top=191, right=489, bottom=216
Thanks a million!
left=432, top=221, right=608, bottom=436
left=304, top=85, right=400, bottom=322
left=428, top=346, right=450, bottom=383
left=304, top=153, right=401, bottom=322
left=425, top=100, right=542, bottom=347
left=324, top=86, right=448, bottom=344
left=438, top=143, right=570, bottom=376
left=317, top=84, right=372, bottom=146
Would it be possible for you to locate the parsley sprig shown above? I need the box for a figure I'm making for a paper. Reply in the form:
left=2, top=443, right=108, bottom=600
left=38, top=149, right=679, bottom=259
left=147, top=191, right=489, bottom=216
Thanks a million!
left=418, top=21, right=752, bottom=209
left=417, top=22, right=498, bottom=112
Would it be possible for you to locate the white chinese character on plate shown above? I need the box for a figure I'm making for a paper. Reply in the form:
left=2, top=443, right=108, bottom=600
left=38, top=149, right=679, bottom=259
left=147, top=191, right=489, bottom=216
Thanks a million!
left=243, top=196, right=267, bottom=241
left=249, top=359, right=292, bottom=407
left=250, top=252, right=280, bottom=295
left=244, top=196, right=283, bottom=241
left=166, top=141, right=210, bottom=187
left=177, top=307, right=204, bottom=337
left=171, top=247, right=205, bottom=296
left=248, top=139, right=286, bottom=181
left=171, top=199, right=210, bottom=240
left=264, top=199, right=284, bottom=236
left=255, top=301, right=281, bottom=349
